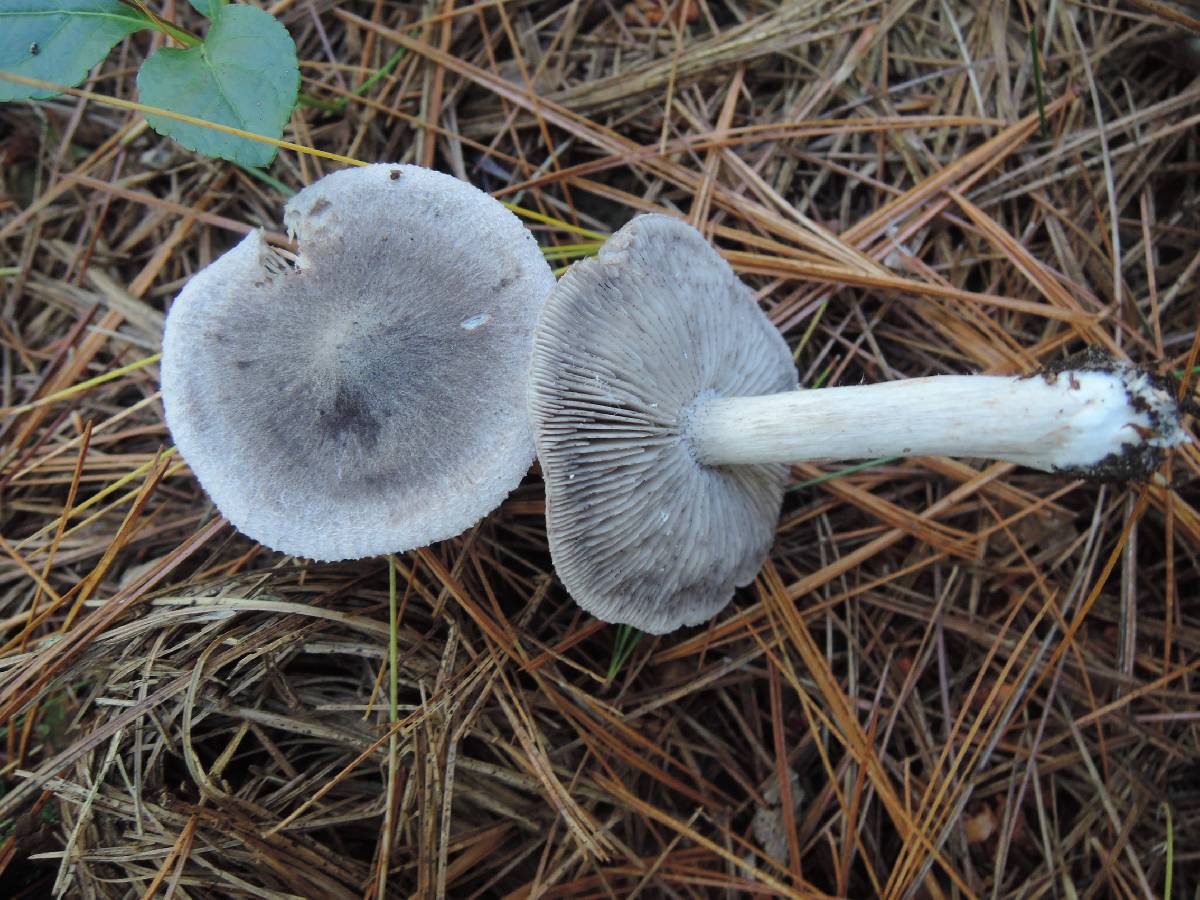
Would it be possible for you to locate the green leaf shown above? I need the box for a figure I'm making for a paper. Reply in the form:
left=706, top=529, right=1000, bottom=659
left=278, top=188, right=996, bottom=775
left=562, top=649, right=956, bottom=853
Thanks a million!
left=137, top=4, right=298, bottom=167
left=187, top=0, right=227, bottom=19
left=0, top=0, right=152, bottom=102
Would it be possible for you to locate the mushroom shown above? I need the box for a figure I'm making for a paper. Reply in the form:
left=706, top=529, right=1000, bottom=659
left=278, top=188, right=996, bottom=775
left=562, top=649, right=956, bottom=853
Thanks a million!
left=162, top=163, right=555, bottom=560
left=528, top=214, right=1190, bottom=634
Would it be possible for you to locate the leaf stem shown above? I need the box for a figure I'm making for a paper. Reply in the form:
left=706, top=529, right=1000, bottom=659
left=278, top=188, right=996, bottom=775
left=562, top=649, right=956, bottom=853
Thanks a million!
left=388, top=555, right=399, bottom=724
left=234, top=163, right=295, bottom=197
left=607, top=624, right=644, bottom=681
left=1164, top=802, right=1174, bottom=899
left=297, top=93, right=342, bottom=113
left=125, top=1, right=201, bottom=47
left=788, top=457, right=902, bottom=492
left=302, top=47, right=409, bottom=114
left=1030, top=20, right=1048, bottom=138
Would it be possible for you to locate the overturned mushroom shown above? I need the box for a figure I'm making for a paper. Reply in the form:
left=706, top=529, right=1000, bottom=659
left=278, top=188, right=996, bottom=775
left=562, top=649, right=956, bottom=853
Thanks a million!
left=162, top=164, right=555, bottom=560
left=529, top=214, right=1190, bottom=634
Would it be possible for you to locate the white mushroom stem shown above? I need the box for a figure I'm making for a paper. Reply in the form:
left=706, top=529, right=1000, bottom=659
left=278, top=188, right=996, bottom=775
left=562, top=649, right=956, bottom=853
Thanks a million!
left=688, top=368, right=1189, bottom=471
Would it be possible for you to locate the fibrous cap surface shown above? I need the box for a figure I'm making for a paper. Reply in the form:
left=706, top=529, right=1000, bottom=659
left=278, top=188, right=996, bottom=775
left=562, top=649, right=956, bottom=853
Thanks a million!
left=161, top=163, right=555, bottom=560
left=529, top=214, right=796, bottom=634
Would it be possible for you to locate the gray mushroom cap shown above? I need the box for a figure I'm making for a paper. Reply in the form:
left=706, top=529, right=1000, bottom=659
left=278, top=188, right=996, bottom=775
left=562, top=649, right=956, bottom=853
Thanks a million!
left=529, top=214, right=796, bottom=634
left=161, top=164, right=555, bottom=561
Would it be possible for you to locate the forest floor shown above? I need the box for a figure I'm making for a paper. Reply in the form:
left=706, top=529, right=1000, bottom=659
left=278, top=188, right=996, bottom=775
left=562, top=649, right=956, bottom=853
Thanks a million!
left=1, top=1, right=1199, bottom=897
